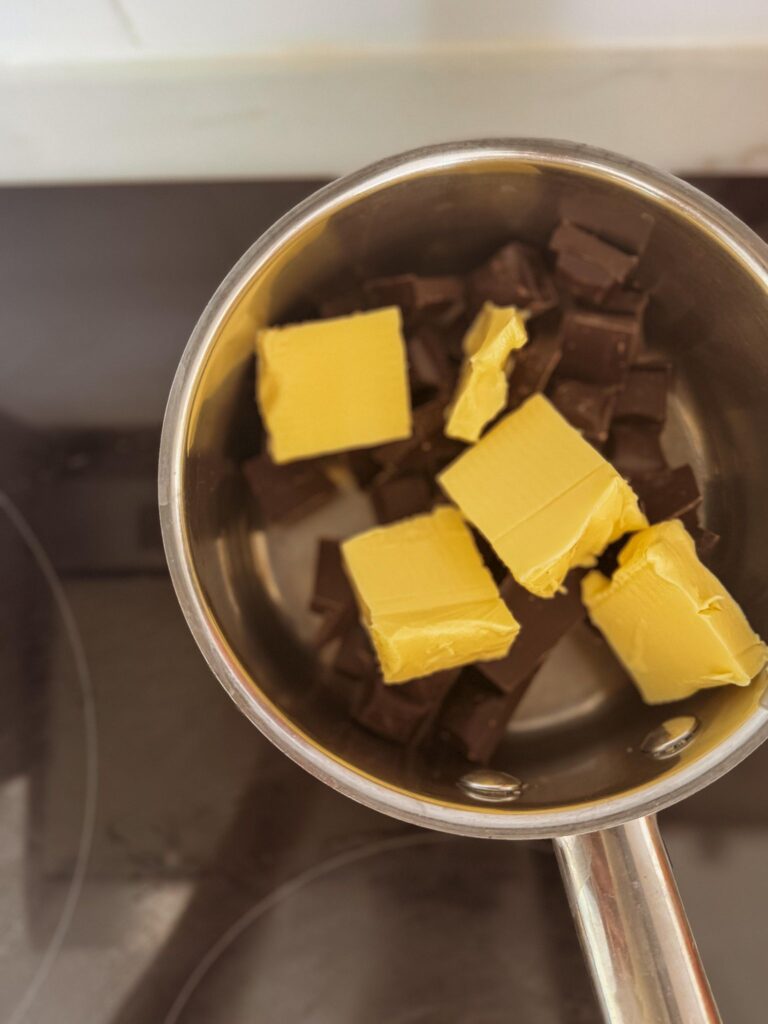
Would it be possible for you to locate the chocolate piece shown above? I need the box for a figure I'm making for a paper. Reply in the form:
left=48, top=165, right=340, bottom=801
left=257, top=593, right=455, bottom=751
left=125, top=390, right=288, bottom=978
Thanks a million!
left=549, top=379, right=617, bottom=444
left=632, top=464, right=702, bottom=524
left=555, top=252, right=617, bottom=305
left=550, top=222, right=638, bottom=284
left=310, top=539, right=352, bottom=613
left=439, top=668, right=538, bottom=764
left=370, top=474, right=433, bottom=525
left=469, top=242, right=558, bottom=317
left=242, top=453, right=336, bottom=525
left=364, top=274, right=465, bottom=314
left=345, top=449, right=381, bottom=488
left=614, top=363, right=671, bottom=423
left=600, top=287, right=649, bottom=317
left=313, top=603, right=355, bottom=650
left=407, top=327, right=456, bottom=397
left=607, top=423, right=667, bottom=478
left=335, top=622, right=378, bottom=680
left=506, top=331, right=563, bottom=410
left=557, top=309, right=640, bottom=386
left=352, top=667, right=460, bottom=745
left=477, top=573, right=585, bottom=693
left=560, top=195, right=654, bottom=255
left=689, top=524, right=720, bottom=563
left=372, top=398, right=447, bottom=467
left=317, top=286, right=367, bottom=318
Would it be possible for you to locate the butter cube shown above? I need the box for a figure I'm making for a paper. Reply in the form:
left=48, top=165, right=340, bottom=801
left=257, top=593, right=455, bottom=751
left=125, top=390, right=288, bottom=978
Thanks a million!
left=341, top=507, right=520, bottom=683
left=582, top=520, right=767, bottom=704
left=256, top=308, right=411, bottom=463
left=439, top=394, right=647, bottom=597
left=445, top=303, right=528, bottom=442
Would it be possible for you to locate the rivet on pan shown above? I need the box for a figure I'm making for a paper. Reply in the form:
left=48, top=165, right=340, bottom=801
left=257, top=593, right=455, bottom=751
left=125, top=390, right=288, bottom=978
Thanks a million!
left=641, top=715, right=699, bottom=760
left=458, top=769, right=523, bottom=803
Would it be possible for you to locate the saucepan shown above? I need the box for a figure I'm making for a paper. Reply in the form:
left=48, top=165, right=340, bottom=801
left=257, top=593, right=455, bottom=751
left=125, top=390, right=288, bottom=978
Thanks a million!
left=158, top=140, right=768, bottom=1023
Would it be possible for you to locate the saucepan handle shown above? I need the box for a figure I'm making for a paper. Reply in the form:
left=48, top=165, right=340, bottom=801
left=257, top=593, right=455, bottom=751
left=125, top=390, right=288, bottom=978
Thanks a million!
left=553, top=815, right=721, bottom=1024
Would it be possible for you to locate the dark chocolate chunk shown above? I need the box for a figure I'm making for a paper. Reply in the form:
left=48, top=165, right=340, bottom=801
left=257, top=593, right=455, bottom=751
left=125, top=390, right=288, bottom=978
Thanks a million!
left=550, top=222, right=638, bottom=285
left=477, top=573, right=585, bottom=694
left=596, top=536, right=627, bottom=578
left=469, top=242, right=558, bottom=317
left=407, top=327, right=456, bottom=397
left=242, top=453, right=337, bottom=525
left=560, top=195, right=654, bottom=255
left=438, top=668, right=538, bottom=764
left=352, top=681, right=432, bottom=744
left=506, top=331, right=563, bottom=410
left=555, top=252, right=617, bottom=305
left=364, top=274, right=465, bottom=314
left=345, top=449, right=381, bottom=488
left=549, top=379, right=617, bottom=444
left=607, top=423, right=667, bottom=478
left=317, top=286, right=367, bottom=318
left=335, top=622, right=378, bottom=680
left=688, top=524, right=720, bottom=563
left=313, top=603, right=355, bottom=650
left=403, top=668, right=462, bottom=706
left=557, top=309, right=640, bottom=386
left=370, top=474, right=433, bottom=525
left=632, top=464, right=702, bottom=524
left=352, top=667, right=460, bottom=745
left=614, top=363, right=671, bottom=423
left=600, top=287, right=650, bottom=317
left=372, top=398, right=463, bottom=476
left=310, top=539, right=352, bottom=613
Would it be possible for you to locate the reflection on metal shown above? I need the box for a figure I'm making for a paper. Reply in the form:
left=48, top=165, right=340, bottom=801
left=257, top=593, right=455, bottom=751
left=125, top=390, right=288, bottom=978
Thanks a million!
left=458, top=769, right=522, bottom=803
left=642, top=716, right=700, bottom=760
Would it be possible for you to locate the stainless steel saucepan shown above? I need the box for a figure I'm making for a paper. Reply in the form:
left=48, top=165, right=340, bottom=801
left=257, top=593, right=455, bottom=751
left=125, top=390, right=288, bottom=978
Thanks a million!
left=158, top=140, right=768, bottom=1023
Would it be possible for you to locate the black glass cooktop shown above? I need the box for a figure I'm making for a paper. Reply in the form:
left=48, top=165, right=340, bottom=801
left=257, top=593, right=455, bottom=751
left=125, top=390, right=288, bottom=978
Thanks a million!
left=1, top=178, right=767, bottom=1024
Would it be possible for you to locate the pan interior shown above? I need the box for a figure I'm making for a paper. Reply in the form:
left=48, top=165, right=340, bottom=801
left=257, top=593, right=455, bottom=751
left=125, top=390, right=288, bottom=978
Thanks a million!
left=179, top=152, right=768, bottom=818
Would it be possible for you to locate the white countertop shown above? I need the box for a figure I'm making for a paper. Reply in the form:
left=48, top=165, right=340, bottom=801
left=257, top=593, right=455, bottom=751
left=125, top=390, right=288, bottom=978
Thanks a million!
left=2, top=1, right=768, bottom=181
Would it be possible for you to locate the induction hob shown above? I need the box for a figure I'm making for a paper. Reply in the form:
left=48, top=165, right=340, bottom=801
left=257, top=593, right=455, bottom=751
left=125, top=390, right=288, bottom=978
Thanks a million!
left=1, top=178, right=767, bottom=1024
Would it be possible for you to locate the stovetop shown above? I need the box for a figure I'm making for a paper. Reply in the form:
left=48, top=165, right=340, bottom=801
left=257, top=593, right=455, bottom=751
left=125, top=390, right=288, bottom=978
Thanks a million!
left=1, top=179, right=767, bottom=1024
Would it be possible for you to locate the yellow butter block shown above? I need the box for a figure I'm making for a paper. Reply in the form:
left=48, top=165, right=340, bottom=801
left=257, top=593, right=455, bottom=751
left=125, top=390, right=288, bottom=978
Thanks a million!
left=445, top=303, right=528, bottom=443
left=582, top=519, right=767, bottom=704
left=341, top=507, right=520, bottom=683
left=256, top=308, right=411, bottom=463
left=439, top=394, right=647, bottom=597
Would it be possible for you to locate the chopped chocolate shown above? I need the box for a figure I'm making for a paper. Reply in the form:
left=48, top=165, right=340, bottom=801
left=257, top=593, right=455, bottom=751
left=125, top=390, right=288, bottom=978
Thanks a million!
left=549, top=379, right=617, bottom=444
left=607, top=423, right=667, bottom=478
left=438, top=668, right=538, bottom=764
left=364, top=274, right=465, bottom=314
left=370, top=474, right=433, bottom=525
left=477, top=573, right=585, bottom=693
left=507, top=331, right=563, bottom=410
left=689, top=524, right=720, bottom=563
left=352, top=682, right=434, bottom=744
left=372, top=398, right=447, bottom=467
left=600, top=287, right=649, bottom=317
left=550, top=222, right=638, bottom=284
left=242, top=453, right=337, bottom=524
left=614, top=363, right=671, bottom=423
left=555, top=252, right=617, bottom=305
left=468, top=242, right=558, bottom=317
left=557, top=309, right=640, bottom=386
left=632, top=464, right=702, bottom=524
left=596, top=536, right=627, bottom=578
left=403, top=668, right=462, bottom=705
left=317, top=286, right=367, bottom=318
left=313, top=603, right=355, bottom=650
left=560, top=195, right=654, bottom=255
left=345, top=449, right=381, bottom=488
left=310, top=539, right=352, bottom=613
left=352, top=667, right=460, bottom=745
left=407, top=327, right=456, bottom=397
left=335, top=622, right=378, bottom=680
